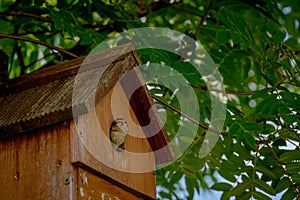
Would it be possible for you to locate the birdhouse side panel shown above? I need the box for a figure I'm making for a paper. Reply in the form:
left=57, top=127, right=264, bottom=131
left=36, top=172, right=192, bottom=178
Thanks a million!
left=0, top=122, right=77, bottom=200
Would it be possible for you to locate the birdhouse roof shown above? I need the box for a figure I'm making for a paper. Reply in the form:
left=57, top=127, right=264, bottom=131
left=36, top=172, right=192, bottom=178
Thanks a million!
left=0, top=44, right=133, bottom=131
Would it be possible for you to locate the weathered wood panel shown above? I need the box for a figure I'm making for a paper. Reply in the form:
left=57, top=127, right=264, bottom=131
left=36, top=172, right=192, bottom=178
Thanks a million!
left=120, top=67, right=174, bottom=164
left=77, top=168, right=143, bottom=200
left=0, top=122, right=76, bottom=200
left=71, top=82, right=156, bottom=199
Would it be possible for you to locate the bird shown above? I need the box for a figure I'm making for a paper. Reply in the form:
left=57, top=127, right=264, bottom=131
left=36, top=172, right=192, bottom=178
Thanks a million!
left=110, top=118, right=128, bottom=152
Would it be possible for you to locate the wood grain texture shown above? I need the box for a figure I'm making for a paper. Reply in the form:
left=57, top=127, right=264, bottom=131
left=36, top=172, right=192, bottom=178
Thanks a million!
left=77, top=168, right=143, bottom=200
left=0, top=122, right=77, bottom=200
left=71, top=83, right=156, bottom=199
left=119, top=67, right=174, bottom=164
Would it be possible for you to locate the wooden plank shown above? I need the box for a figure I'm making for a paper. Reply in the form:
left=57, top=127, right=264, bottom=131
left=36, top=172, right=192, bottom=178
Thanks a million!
left=77, top=168, right=144, bottom=200
left=0, top=133, right=18, bottom=200
left=71, top=83, right=156, bottom=199
left=0, top=108, right=73, bottom=139
left=0, top=122, right=77, bottom=200
left=119, top=67, right=174, bottom=164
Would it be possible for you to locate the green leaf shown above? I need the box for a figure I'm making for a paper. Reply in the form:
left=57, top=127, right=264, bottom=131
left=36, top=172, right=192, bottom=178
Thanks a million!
left=221, top=191, right=231, bottom=200
left=262, top=124, right=276, bottom=134
left=239, top=166, right=253, bottom=175
left=222, top=160, right=237, bottom=171
left=180, top=136, right=194, bottom=144
left=256, top=94, right=277, bottom=114
left=236, top=129, right=244, bottom=144
left=227, top=154, right=245, bottom=167
left=183, top=165, right=198, bottom=179
left=281, top=187, right=297, bottom=200
left=0, top=0, right=15, bottom=12
left=228, top=122, right=240, bottom=137
left=228, top=179, right=251, bottom=196
left=270, top=101, right=282, bottom=114
left=261, top=73, right=275, bottom=86
left=241, top=122, right=263, bottom=132
left=232, top=145, right=252, bottom=160
left=211, top=182, right=232, bottom=191
left=159, top=191, right=171, bottom=199
left=251, top=87, right=273, bottom=99
left=183, top=155, right=205, bottom=171
left=218, top=168, right=236, bottom=182
left=244, top=132, right=256, bottom=148
left=253, top=191, right=272, bottom=200
left=216, top=29, right=229, bottom=45
left=279, top=130, right=300, bottom=142
left=275, top=177, right=290, bottom=193
left=285, top=37, right=298, bottom=49
left=278, top=106, right=291, bottom=114
left=272, top=30, right=285, bottom=44
left=185, top=176, right=198, bottom=199
left=207, top=154, right=221, bottom=169
left=256, top=165, right=276, bottom=179
left=292, top=174, right=300, bottom=184
left=229, top=31, right=241, bottom=44
left=281, top=92, right=300, bottom=109
left=280, top=149, right=300, bottom=163
left=255, top=179, right=276, bottom=195
left=226, top=103, right=244, bottom=116
left=285, top=115, right=298, bottom=125
left=286, top=17, right=297, bottom=36
left=286, top=163, right=300, bottom=174
left=170, top=170, right=183, bottom=184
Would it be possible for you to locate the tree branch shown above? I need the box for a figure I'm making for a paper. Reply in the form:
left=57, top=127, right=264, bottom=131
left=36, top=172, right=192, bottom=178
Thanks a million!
left=0, top=11, right=54, bottom=23
left=192, top=85, right=255, bottom=96
left=166, top=1, right=203, bottom=18
left=136, top=0, right=182, bottom=18
left=195, top=0, right=213, bottom=38
left=151, top=94, right=228, bottom=136
left=13, top=25, right=25, bottom=75
left=266, top=142, right=299, bottom=194
left=0, top=33, right=78, bottom=58
left=151, top=95, right=277, bottom=146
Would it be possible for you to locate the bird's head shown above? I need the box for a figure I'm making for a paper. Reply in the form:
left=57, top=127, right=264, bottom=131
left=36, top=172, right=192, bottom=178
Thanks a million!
left=112, top=118, right=129, bottom=133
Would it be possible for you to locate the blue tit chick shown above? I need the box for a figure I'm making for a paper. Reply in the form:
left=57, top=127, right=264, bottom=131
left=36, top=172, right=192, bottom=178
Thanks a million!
left=110, top=118, right=128, bottom=152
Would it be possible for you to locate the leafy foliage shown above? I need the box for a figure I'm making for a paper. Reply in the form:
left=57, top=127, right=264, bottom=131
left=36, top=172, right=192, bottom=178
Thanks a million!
left=0, top=0, right=299, bottom=199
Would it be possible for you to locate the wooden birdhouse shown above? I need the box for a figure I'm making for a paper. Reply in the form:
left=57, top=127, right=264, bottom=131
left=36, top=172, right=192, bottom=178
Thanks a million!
left=0, top=43, right=172, bottom=199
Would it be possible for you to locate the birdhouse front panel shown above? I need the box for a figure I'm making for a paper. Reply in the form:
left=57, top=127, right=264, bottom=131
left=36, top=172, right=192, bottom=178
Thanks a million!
left=77, top=168, right=145, bottom=200
left=71, top=81, right=156, bottom=198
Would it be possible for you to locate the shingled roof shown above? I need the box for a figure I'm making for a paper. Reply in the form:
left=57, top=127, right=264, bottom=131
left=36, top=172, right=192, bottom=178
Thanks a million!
left=0, top=43, right=139, bottom=138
